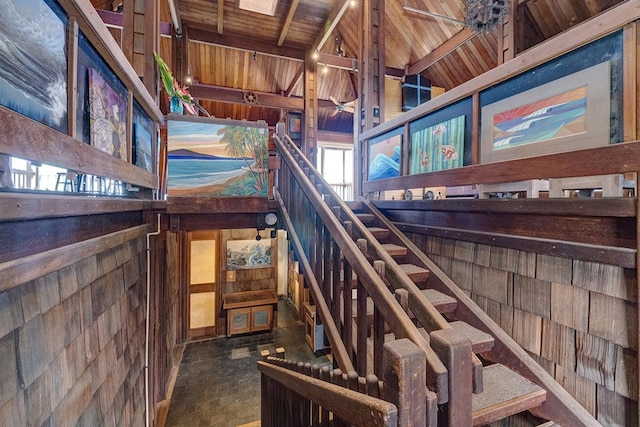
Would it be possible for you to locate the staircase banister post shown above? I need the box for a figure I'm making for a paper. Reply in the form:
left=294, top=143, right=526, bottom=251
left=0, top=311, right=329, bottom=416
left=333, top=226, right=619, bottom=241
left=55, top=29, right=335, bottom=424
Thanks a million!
left=383, top=338, right=428, bottom=427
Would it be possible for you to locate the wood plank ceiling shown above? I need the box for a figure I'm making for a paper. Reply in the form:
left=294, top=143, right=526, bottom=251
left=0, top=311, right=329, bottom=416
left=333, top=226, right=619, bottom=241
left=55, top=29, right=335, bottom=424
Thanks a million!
left=92, top=0, right=625, bottom=132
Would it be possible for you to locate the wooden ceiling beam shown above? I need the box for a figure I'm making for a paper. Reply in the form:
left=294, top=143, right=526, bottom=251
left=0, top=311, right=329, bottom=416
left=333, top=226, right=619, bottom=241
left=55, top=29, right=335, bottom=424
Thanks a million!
left=284, top=65, right=304, bottom=97
left=217, top=0, right=224, bottom=34
left=188, top=27, right=307, bottom=60
left=408, top=27, right=476, bottom=75
left=312, top=0, right=353, bottom=52
left=278, top=0, right=300, bottom=46
left=317, top=53, right=358, bottom=71
left=189, top=83, right=336, bottom=110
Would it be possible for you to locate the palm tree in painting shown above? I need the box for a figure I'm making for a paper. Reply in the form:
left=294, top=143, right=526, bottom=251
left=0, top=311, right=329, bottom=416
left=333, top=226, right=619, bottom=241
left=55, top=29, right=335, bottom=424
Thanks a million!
left=218, top=126, right=268, bottom=193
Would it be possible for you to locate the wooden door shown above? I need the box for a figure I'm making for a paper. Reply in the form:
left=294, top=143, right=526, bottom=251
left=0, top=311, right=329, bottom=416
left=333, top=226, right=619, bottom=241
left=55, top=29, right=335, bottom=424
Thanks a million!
left=187, top=230, right=218, bottom=339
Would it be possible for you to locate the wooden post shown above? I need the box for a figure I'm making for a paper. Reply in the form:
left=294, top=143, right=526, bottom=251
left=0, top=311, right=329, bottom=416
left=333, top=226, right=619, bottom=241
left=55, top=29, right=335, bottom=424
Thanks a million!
left=383, top=338, right=427, bottom=427
left=430, top=328, right=473, bottom=426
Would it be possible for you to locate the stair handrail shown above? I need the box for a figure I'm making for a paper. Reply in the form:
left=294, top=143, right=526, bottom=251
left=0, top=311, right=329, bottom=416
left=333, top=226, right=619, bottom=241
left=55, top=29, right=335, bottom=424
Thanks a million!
left=273, top=134, right=436, bottom=372
left=362, top=199, right=601, bottom=427
left=258, top=360, right=398, bottom=427
left=274, top=187, right=354, bottom=372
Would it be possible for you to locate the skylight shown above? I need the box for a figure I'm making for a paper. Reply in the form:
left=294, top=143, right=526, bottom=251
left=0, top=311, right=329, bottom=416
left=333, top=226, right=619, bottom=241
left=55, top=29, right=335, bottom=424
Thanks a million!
left=238, top=0, right=279, bottom=16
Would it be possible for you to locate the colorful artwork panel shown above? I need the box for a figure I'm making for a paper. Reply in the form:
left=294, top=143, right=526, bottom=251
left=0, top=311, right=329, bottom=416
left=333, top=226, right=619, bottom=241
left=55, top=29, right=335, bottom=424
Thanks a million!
left=88, top=68, right=127, bottom=160
left=227, top=239, right=272, bottom=270
left=480, top=61, right=611, bottom=163
left=167, top=117, right=269, bottom=197
left=368, top=134, right=402, bottom=181
left=409, top=115, right=465, bottom=175
left=492, top=87, right=587, bottom=151
left=0, top=0, right=68, bottom=132
left=133, top=98, right=155, bottom=173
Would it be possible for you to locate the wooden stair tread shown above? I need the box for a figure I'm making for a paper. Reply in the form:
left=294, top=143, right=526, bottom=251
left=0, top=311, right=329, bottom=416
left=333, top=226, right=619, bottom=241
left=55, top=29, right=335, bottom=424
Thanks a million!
left=399, top=263, right=430, bottom=283
left=381, top=243, right=407, bottom=257
left=420, top=289, right=457, bottom=314
left=450, top=320, right=495, bottom=353
left=355, top=213, right=375, bottom=223
left=367, top=226, right=389, bottom=239
left=472, top=364, right=546, bottom=426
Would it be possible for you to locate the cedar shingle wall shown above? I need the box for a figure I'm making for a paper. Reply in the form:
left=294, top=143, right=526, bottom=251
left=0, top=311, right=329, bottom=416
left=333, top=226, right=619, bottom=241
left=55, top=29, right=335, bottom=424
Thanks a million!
left=0, top=237, right=148, bottom=426
left=411, top=233, right=638, bottom=426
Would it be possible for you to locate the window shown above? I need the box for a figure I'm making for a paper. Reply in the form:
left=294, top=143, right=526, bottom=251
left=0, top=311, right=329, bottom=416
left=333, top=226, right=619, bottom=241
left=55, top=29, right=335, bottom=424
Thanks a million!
left=316, top=146, right=354, bottom=201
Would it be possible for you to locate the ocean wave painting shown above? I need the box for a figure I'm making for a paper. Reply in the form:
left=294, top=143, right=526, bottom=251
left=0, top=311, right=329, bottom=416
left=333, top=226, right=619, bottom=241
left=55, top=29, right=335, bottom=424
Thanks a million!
left=167, top=118, right=268, bottom=196
left=492, top=86, right=587, bottom=151
left=0, top=0, right=68, bottom=132
left=226, top=239, right=272, bottom=270
left=368, top=134, right=402, bottom=181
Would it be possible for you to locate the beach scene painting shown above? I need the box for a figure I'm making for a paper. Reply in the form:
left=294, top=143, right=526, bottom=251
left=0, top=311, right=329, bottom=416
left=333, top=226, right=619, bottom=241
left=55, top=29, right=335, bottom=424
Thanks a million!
left=226, top=239, right=272, bottom=270
left=410, top=115, right=465, bottom=174
left=492, top=86, right=587, bottom=151
left=168, top=118, right=268, bottom=197
left=368, top=134, right=402, bottom=181
left=0, top=0, right=68, bottom=133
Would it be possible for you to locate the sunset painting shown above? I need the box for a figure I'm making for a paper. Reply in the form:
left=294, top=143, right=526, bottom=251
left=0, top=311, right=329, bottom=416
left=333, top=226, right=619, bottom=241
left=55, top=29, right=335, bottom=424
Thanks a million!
left=167, top=119, right=268, bottom=197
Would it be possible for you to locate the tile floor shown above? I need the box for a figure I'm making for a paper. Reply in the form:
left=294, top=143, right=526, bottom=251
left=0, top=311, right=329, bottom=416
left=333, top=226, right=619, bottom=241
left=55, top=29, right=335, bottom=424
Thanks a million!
left=165, top=299, right=330, bottom=427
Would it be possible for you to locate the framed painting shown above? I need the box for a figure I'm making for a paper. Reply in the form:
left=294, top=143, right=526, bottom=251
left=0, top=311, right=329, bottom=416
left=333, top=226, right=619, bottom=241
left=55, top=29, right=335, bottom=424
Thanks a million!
left=409, top=115, right=465, bottom=174
left=88, top=68, right=127, bottom=160
left=288, top=112, right=302, bottom=141
left=368, top=130, right=403, bottom=181
left=132, top=98, right=155, bottom=172
left=167, top=116, right=269, bottom=197
left=226, top=239, right=272, bottom=271
left=0, top=0, right=68, bottom=133
left=480, top=61, right=611, bottom=163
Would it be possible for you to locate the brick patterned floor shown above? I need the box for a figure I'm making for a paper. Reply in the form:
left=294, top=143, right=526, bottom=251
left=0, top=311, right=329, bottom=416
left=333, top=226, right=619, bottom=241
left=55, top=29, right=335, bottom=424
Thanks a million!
left=165, top=299, right=330, bottom=427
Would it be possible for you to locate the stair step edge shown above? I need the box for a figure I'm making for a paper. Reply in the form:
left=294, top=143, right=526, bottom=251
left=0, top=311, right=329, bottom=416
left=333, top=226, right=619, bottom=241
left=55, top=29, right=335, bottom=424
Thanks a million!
left=472, top=364, right=546, bottom=426
left=449, top=320, right=495, bottom=353
left=420, top=288, right=457, bottom=314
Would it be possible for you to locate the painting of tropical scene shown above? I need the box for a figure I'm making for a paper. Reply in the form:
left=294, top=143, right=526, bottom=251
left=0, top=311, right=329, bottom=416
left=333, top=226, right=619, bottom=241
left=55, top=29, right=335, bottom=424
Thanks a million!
left=0, top=0, right=68, bottom=133
left=410, top=115, right=465, bottom=174
left=167, top=118, right=268, bottom=196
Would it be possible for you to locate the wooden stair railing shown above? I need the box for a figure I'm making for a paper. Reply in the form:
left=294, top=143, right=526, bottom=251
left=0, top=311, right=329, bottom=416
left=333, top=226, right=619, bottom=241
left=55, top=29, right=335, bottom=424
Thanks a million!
left=273, top=133, right=594, bottom=425
left=258, top=337, right=429, bottom=427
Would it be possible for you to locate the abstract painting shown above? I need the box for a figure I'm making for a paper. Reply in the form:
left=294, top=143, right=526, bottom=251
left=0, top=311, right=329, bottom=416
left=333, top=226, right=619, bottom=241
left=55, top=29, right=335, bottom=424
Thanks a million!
left=88, top=68, right=127, bottom=160
left=410, top=115, right=465, bottom=174
left=481, top=61, right=611, bottom=163
left=0, top=0, right=68, bottom=132
left=226, top=239, right=272, bottom=270
left=491, top=87, right=586, bottom=151
left=368, top=134, right=402, bottom=181
left=167, top=117, right=268, bottom=197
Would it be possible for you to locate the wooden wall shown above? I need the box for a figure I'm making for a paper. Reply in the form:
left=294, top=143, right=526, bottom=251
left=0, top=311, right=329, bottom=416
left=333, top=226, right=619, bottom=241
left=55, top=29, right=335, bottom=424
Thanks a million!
left=0, top=235, right=151, bottom=425
left=409, top=233, right=638, bottom=426
left=216, top=228, right=278, bottom=335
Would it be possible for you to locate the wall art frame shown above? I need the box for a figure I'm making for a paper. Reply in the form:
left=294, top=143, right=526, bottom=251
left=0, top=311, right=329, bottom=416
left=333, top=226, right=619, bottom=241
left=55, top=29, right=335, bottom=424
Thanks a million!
left=480, top=61, right=610, bottom=163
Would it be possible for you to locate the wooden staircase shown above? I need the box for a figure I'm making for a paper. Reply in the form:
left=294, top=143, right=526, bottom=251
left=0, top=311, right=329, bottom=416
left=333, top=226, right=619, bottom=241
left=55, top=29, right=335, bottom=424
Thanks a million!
left=344, top=204, right=550, bottom=425
left=271, top=132, right=599, bottom=426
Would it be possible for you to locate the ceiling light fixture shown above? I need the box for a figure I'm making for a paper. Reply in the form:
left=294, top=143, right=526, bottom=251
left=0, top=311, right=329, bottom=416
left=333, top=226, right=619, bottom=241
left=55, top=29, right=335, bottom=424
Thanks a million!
left=312, top=51, right=319, bottom=61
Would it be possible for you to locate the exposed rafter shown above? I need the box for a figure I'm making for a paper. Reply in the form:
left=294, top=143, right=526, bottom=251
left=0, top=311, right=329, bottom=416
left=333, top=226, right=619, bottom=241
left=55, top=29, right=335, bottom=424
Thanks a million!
left=284, top=65, right=304, bottom=97
left=188, top=27, right=306, bottom=60
left=408, top=28, right=476, bottom=75
left=278, top=0, right=300, bottom=46
left=312, top=0, right=353, bottom=52
left=189, top=83, right=336, bottom=110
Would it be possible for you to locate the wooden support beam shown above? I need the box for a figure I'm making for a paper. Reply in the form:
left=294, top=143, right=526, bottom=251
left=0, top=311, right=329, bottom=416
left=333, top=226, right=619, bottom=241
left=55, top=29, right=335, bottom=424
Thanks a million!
left=188, top=27, right=306, bottom=60
left=217, top=0, right=224, bottom=34
left=317, top=53, right=358, bottom=71
left=188, top=83, right=335, bottom=110
left=408, top=28, right=476, bottom=75
left=284, top=65, right=304, bottom=97
left=278, top=0, right=300, bottom=46
left=312, top=0, right=353, bottom=52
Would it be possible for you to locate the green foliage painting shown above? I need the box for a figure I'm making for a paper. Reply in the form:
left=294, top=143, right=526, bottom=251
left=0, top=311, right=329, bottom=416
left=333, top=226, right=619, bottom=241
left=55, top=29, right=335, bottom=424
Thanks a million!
left=409, top=115, right=465, bottom=175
